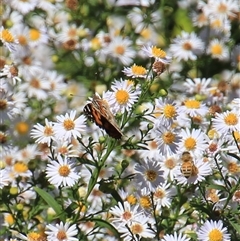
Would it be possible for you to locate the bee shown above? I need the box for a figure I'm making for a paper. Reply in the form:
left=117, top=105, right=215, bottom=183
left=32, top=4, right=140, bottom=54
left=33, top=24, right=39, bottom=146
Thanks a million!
left=180, top=152, right=198, bottom=178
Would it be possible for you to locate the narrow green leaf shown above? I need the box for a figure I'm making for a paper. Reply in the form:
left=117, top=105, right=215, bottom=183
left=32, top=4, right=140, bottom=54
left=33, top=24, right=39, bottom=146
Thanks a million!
left=229, top=220, right=240, bottom=234
left=33, top=187, right=64, bottom=221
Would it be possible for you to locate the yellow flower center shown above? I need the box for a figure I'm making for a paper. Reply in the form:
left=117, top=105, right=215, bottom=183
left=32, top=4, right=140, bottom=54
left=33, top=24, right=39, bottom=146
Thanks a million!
left=126, top=194, right=137, bottom=205
left=183, top=42, right=192, bottom=50
left=5, top=213, right=15, bottom=225
left=15, top=121, right=29, bottom=135
left=208, top=129, right=218, bottom=139
left=63, top=119, right=75, bottom=131
left=0, top=99, right=7, bottom=111
left=208, top=229, right=223, bottom=241
left=91, top=37, right=101, bottom=50
left=122, top=211, right=132, bottom=221
left=44, top=126, right=54, bottom=136
left=164, top=158, right=177, bottom=169
left=211, top=19, right=222, bottom=28
left=163, top=104, right=176, bottom=118
left=30, top=78, right=40, bottom=89
left=184, top=137, right=196, bottom=150
left=131, top=65, right=147, bottom=75
left=1, top=29, right=14, bottom=42
left=154, top=189, right=165, bottom=199
left=152, top=46, right=166, bottom=58
left=115, top=90, right=129, bottom=105
left=218, top=3, right=227, bottom=14
left=131, top=223, right=144, bottom=235
left=211, top=44, right=223, bottom=55
left=27, top=232, right=42, bottom=241
left=59, top=165, right=70, bottom=177
left=139, top=195, right=151, bottom=209
left=29, top=29, right=41, bottom=41
left=14, top=162, right=28, bottom=173
left=115, top=45, right=125, bottom=55
left=162, top=131, right=175, bottom=144
left=145, top=170, right=157, bottom=182
left=224, top=112, right=238, bottom=126
left=228, top=162, right=239, bottom=174
left=18, top=35, right=28, bottom=45
left=184, top=99, right=200, bottom=109
left=57, top=230, right=67, bottom=240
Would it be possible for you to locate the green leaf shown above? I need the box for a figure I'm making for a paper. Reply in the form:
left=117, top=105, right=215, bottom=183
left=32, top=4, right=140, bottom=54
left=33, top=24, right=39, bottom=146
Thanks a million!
left=229, top=220, right=240, bottom=234
left=33, top=187, right=65, bottom=221
left=91, top=218, right=120, bottom=238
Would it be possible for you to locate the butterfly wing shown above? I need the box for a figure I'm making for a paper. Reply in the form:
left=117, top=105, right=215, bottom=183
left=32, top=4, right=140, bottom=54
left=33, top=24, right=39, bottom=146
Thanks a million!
left=83, top=98, right=123, bottom=139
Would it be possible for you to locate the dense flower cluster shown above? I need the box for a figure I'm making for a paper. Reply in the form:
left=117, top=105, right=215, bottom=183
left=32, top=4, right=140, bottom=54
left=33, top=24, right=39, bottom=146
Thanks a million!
left=1, top=0, right=240, bottom=240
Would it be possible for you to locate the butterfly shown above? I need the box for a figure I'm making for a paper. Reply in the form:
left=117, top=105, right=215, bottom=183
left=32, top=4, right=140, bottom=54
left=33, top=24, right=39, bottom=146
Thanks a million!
left=83, top=94, right=123, bottom=139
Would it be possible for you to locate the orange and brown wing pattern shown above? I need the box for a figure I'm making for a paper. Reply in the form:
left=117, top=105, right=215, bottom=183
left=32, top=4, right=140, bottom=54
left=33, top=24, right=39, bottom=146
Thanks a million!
left=83, top=95, right=123, bottom=139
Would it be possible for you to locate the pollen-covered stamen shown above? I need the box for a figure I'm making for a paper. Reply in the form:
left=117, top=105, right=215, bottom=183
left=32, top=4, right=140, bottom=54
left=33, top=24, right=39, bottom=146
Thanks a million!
left=131, top=223, right=144, bottom=235
left=122, top=211, right=132, bottom=221
left=184, top=99, right=200, bottom=109
left=183, top=42, right=192, bottom=50
left=0, top=99, right=7, bottom=110
left=162, top=131, right=175, bottom=144
left=208, top=229, right=223, bottom=241
left=58, top=165, right=70, bottom=177
left=56, top=230, right=67, bottom=241
left=63, top=119, right=75, bottom=131
left=131, top=65, right=147, bottom=75
left=139, top=195, right=151, bottom=209
left=184, top=137, right=196, bottom=150
left=165, top=158, right=177, bottom=169
left=115, top=45, right=125, bottom=55
left=163, top=104, right=176, bottom=118
left=152, top=46, right=166, bottom=58
left=44, top=126, right=54, bottom=136
left=145, top=170, right=157, bottom=182
left=30, top=78, right=41, bottom=89
left=115, top=90, right=129, bottom=105
left=1, top=29, right=14, bottom=42
left=154, top=189, right=165, bottom=199
left=14, top=162, right=28, bottom=173
left=29, top=29, right=41, bottom=41
left=211, top=44, right=222, bottom=55
left=224, top=113, right=238, bottom=126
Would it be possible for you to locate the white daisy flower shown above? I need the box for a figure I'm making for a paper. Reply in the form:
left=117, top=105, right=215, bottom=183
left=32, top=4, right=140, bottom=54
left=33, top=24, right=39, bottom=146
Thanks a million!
left=183, top=78, right=212, bottom=95
left=0, top=64, right=22, bottom=85
left=207, top=39, right=229, bottom=60
left=179, top=99, right=208, bottom=118
left=31, top=118, right=55, bottom=146
left=45, top=221, right=78, bottom=241
left=122, top=64, right=147, bottom=78
left=141, top=45, right=171, bottom=64
left=178, top=128, right=209, bottom=155
left=153, top=124, right=182, bottom=156
left=104, top=79, right=141, bottom=114
left=103, top=36, right=136, bottom=65
left=197, top=219, right=231, bottom=241
left=53, top=110, right=86, bottom=142
left=118, top=214, right=156, bottom=241
left=161, top=232, right=190, bottom=241
left=46, top=155, right=79, bottom=187
left=0, top=26, right=19, bottom=52
left=109, top=201, right=143, bottom=228
left=134, top=158, right=165, bottom=192
left=159, top=153, right=179, bottom=181
left=153, top=97, right=179, bottom=126
left=169, top=31, right=204, bottom=61
left=212, top=110, right=240, bottom=135
left=153, top=182, right=176, bottom=210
